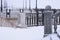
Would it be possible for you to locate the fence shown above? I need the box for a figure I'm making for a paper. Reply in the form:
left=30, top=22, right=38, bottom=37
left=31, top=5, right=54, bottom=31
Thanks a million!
left=26, top=13, right=43, bottom=27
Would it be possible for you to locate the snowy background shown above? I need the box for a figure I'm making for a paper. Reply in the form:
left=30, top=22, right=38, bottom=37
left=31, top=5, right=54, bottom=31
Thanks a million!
left=0, top=25, right=60, bottom=40
left=0, top=0, right=60, bottom=40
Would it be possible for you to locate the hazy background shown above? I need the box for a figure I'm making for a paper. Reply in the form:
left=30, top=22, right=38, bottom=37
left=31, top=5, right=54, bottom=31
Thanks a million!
left=0, top=0, right=60, bottom=9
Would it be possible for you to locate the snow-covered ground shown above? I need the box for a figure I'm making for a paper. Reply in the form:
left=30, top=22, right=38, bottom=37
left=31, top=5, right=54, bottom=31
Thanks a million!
left=0, top=25, right=60, bottom=40
left=42, top=34, right=60, bottom=40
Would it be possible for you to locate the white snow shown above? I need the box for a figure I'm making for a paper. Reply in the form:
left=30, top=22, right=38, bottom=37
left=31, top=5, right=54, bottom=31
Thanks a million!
left=0, top=26, right=44, bottom=40
left=42, top=34, right=60, bottom=40
left=0, top=25, right=60, bottom=40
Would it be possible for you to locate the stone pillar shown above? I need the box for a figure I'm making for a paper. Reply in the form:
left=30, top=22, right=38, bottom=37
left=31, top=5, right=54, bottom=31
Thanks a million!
left=43, top=11, right=53, bottom=37
left=17, top=12, right=27, bottom=28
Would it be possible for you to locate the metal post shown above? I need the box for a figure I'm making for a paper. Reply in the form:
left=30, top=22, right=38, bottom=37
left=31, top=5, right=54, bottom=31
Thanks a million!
left=0, top=0, right=3, bottom=26
left=54, top=17, right=57, bottom=33
left=35, top=0, right=38, bottom=26
left=1, top=0, right=3, bottom=12
left=25, top=0, right=27, bottom=9
left=36, top=0, right=37, bottom=9
left=23, top=0, right=24, bottom=10
left=41, top=10, right=44, bottom=25
left=29, top=0, right=31, bottom=10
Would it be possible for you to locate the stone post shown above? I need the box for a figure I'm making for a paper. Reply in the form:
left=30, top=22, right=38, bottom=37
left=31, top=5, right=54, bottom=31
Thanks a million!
left=43, top=11, right=53, bottom=37
left=17, top=12, right=27, bottom=28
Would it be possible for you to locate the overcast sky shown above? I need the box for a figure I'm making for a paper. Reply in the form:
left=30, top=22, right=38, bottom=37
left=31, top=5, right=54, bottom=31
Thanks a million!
left=0, top=0, right=60, bottom=9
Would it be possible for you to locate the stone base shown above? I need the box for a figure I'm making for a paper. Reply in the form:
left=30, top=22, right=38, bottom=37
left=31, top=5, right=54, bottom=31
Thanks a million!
left=44, top=34, right=49, bottom=37
left=16, top=24, right=27, bottom=28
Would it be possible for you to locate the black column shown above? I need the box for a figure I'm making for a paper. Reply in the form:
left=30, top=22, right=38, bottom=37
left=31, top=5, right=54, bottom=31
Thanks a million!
left=35, top=0, right=38, bottom=26
left=1, top=0, right=3, bottom=12
left=36, top=11, right=38, bottom=26
left=42, top=11, right=44, bottom=25
left=54, top=17, right=57, bottom=33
